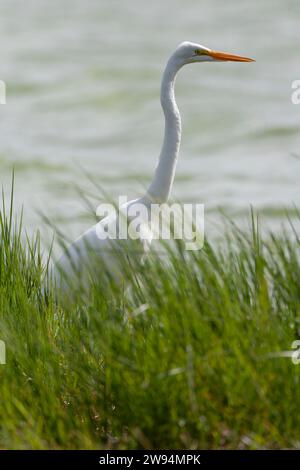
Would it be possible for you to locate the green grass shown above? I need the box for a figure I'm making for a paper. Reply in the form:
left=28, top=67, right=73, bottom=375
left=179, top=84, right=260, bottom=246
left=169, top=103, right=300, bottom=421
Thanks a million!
left=0, top=184, right=299, bottom=449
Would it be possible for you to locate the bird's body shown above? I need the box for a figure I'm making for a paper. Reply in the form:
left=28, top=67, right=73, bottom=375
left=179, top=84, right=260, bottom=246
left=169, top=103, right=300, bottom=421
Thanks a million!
left=56, top=196, right=153, bottom=290
left=55, top=42, right=254, bottom=290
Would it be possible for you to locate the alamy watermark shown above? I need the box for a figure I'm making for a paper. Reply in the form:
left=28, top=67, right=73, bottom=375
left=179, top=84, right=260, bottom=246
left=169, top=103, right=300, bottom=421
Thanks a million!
left=0, top=80, right=6, bottom=104
left=291, top=340, right=300, bottom=365
left=96, top=196, right=204, bottom=251
left=291, top=80, right=300, bottom=104
left=0, top=340, right=6, bottom=365
left=269, top=340, right=300, bottom=365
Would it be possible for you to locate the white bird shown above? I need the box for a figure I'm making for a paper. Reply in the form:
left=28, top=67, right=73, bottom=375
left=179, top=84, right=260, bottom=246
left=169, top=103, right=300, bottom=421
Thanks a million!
left=55, top=41, right=254, bottom=291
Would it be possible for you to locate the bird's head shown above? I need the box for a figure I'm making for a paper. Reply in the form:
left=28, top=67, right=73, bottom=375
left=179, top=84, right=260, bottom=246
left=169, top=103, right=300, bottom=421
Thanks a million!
left=173, top=41, right=255, bottom=66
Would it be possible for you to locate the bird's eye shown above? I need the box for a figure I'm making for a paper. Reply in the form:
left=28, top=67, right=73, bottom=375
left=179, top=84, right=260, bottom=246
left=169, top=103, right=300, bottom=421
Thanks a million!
left=194, top=49, right=200, bottom=55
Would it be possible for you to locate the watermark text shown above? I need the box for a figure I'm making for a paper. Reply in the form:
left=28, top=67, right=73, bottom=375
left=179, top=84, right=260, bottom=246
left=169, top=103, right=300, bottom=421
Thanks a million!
left=0, top=340, right=6, bottom=365
left=291, top=80, right=300, bottom=104
left=96, top=196, right=204, bottom=251
left=0, top=80, right=6, bottom=104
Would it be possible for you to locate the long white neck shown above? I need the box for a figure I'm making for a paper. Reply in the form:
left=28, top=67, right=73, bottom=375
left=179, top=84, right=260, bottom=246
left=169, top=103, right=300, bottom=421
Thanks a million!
left=147, top=56, right=182, bottom=203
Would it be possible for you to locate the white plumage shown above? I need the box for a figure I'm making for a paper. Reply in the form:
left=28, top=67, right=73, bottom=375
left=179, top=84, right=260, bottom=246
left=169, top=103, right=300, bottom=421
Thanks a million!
left=55, top=41, right=254, bottom=290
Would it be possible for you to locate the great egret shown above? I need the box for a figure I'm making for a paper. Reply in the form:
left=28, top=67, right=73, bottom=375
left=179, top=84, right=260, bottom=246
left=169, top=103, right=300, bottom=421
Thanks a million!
left=55, top=41, right=254, bottom=290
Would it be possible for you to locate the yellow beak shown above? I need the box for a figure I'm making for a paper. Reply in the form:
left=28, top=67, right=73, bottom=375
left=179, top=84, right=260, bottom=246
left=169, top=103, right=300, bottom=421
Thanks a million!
left=205, top=49, right=255, bottom=62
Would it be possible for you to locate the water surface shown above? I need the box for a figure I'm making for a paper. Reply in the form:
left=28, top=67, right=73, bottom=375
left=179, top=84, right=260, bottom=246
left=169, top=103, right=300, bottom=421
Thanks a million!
left=0, top=0, right=299, bottom=245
